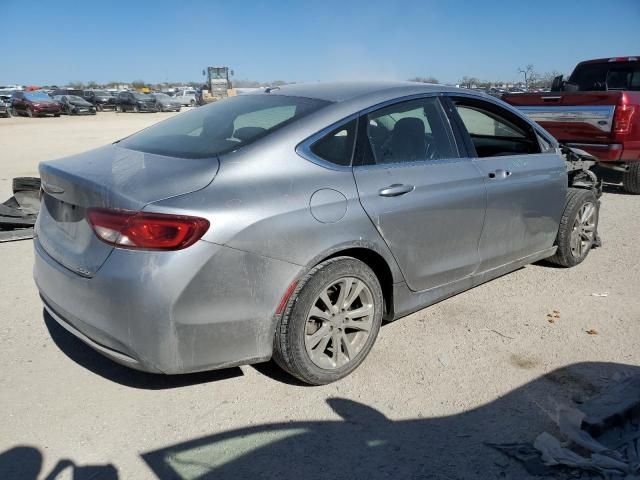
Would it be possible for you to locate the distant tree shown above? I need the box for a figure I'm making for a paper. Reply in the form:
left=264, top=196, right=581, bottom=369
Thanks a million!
left=533, top=70, right=564, bottom=89
left=408, top=76, right=440, bottom=84
left=270, top=80, right=289, bottom=87
left=86, top=80, right=98, bottom=89
left=69, top=80, right=85, bottom=89
left=105, top=81, right=120, bottom=88
left=518, top=64, right=538, bottom=90
left=459, top=76, right=480, bottom=88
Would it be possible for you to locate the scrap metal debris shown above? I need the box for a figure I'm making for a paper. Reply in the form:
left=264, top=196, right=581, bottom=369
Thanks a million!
left=587, top=329, right=599, bottom=336
left=0, top=177, right=40, bottom=242
left=591, top=293, right=610, bottom=297
left=488, top=375, right=640, bottom=479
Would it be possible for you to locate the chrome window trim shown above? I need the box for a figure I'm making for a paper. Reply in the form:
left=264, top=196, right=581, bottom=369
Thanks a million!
left=296, top=92, right=462, bottom=171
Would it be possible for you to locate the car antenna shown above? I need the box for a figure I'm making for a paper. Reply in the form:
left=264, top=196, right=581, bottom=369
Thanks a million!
left=264, top=86, right=280, bottom=94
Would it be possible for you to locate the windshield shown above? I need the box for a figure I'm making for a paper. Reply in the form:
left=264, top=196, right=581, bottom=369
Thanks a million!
left=120, top=94, right=330, bottom=159
left=25, top=92, right=52, bottom=101
left=569, top=61, right=640, bottom=91
left=93, top=90, right=110, bottom=96
left=68, top=95, right=86, bottom=102
left=132, top=92, right=149, bottom=100
left=154, top=93, right=170, bottom=99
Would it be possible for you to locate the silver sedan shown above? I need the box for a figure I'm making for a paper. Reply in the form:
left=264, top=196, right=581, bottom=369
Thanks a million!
left=34, top=82, right=599, bottom=384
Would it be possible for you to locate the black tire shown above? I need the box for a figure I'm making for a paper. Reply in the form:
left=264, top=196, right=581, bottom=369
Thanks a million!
left=133, top=104, right=139, bottom=113
left=116, top=104, right=123, bottom=113
left=97, top=104, right=103, bottom=112
left=26, top=107, right=33, bottom=118
left=547, top=188, right=599, bottom=268
left=622, top=162, right=640, bottom=194
left=190, top=99, right=195, bottom=106
left=54, top=113, right=60, bottom=117
left=274, top=257, right=384, bottom=385
left=11, top=107, right=18, bottom=117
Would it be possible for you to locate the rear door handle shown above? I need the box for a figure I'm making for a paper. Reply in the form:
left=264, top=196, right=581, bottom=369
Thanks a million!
left=488, top=169, right=512, bottom=179
left=378, top=184, right=415, bottom=197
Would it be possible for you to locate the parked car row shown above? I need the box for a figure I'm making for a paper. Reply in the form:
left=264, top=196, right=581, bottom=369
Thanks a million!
left=1, top=88, right=187, bottom=118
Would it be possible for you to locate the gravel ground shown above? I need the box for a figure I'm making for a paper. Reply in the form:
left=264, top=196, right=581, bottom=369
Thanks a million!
left=1, top=112, right=639, bottom=480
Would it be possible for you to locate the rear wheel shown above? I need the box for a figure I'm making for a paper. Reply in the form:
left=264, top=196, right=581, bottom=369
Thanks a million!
left=547, top=188, right=599, bottom=267
left=26, top=107, right=33, bottom=118
left=11, top=107, right=18, bottom=117
left=274, top=257, right=383, bottom=385
left=190, top=99, right=195, bottom=106
left=622, top=162, right=640, bottom=194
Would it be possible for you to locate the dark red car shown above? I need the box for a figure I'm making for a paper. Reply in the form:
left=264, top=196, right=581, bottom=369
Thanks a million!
left=11, top=91, right=62, bottom=117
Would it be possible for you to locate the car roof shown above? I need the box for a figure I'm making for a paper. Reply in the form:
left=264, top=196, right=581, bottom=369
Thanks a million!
left=260, top=81, right=465, bottom=103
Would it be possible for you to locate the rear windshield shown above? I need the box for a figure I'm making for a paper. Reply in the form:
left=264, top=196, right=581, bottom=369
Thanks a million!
left=119, top=94, right=330, bottom=158
left=569, top=61, right=640, bottom=91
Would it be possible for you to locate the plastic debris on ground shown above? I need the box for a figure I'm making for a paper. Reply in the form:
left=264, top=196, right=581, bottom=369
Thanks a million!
left=488, top=375, right=640, bottom=479
left=0, top=177, right=40, bottom=242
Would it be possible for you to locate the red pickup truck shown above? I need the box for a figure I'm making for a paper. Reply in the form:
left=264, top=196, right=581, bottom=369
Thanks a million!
left=503, top=57, right=640, bottom=193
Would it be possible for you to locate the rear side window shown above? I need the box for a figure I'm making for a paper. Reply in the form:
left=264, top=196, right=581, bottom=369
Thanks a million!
left=453, top=99, right=541, bottom=157
left=569, top=61, right=640, bottom=91
left=309, top=119, right=357, bottom=166
left=360, top=97, right=457, bottom=165
left=119, top=95, right=330, bottom=159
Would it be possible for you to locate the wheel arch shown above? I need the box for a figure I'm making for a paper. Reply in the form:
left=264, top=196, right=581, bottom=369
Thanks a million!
left=315, top=247, right=397, bottom=320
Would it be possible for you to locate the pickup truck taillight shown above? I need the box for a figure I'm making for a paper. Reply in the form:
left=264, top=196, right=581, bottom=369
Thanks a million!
left=613, top=94, right=636, bottom=134
left=87, top=208, right=210, bottom=250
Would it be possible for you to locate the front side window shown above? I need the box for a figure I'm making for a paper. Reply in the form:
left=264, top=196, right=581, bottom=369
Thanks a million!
left=119, top=94, right=330, bottom=159
left=309, top=119, right=357, bottom=167
left=361, top=97, right=457, bottom=165
left=453, top=99, right=541, bottom=157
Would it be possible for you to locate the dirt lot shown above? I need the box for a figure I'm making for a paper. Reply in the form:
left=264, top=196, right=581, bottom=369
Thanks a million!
left=1, top=112, right=639, bottom=480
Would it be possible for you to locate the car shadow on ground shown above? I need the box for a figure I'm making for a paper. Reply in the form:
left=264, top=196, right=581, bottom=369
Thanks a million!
left=139, top=361, right=637, bottom=480
left=1, top=361, right=638, bottom=480
left=43, top=310, right=243, bottom=390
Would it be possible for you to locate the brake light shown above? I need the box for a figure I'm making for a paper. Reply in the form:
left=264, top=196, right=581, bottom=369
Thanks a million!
left=86, top=208, right=209, bottom=250
left=613, top=104, right=636, bottom=134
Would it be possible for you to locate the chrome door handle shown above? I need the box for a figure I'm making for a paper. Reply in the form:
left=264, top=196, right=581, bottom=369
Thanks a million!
left=488, top=169, right=512, bottom=179
left=378, top=184, right=415, bottom=197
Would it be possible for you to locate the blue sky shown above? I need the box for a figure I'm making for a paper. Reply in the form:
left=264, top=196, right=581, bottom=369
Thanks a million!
left=2, top=0, right=639, bottom=86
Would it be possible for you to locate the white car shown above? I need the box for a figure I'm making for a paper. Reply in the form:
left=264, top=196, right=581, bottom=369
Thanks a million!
left=173, top=89, right=197, bottom=106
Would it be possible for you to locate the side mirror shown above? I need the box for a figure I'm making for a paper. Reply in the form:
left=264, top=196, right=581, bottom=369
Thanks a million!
left=551, top=75, right=564, bottom=92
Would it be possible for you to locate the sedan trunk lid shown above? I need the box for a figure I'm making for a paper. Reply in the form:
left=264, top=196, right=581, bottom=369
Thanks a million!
left=37, top=144, right=219, bottom=277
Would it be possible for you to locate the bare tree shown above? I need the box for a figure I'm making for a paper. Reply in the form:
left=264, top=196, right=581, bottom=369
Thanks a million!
left=68, top=80, right=85, bottom=89
left=518, top=65, right=538, bottom=90
left=459, top=76, right=480, bottom=88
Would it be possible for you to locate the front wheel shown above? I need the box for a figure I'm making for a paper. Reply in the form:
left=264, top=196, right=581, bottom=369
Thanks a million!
left=274, top=257, right=383, bottom=385
left=547, top=188, right=599, bottom=267
left=132, top=104, right=139, bottom=113
left=622, top=162, right=640, bottom=194
left=26, top=107, right=33, bottom=118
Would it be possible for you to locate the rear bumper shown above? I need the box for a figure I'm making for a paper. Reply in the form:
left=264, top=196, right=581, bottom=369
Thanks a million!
left=565, top=143, right=623, bottom=162
left=565, top=141, right=640, bottom=163
left=34, top=238, right=301, bottom=374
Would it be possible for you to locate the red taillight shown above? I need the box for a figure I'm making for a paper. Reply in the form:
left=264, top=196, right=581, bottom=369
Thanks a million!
left=86, top=208, right=209, bottom=251
left=613, top=104, right=636, bottom=134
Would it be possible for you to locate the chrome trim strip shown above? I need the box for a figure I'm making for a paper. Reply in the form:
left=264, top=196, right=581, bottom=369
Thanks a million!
left=516, top=105, right=615, bottom=133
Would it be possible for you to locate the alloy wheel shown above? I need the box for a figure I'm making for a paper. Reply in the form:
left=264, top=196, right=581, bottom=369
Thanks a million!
left=570, top=201, right=596, bottom=258
left=305, top=277, right=375, bottom=369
